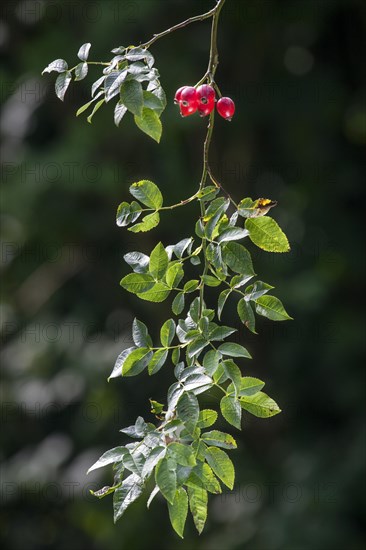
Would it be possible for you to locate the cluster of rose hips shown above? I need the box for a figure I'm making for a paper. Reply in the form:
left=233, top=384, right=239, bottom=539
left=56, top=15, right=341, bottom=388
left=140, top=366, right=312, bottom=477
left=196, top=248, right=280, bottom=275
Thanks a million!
left=174, top=84, right=235, bottom=121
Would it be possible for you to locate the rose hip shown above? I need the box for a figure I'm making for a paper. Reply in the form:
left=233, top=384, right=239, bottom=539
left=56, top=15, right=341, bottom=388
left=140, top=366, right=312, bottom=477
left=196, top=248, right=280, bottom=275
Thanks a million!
left=216, top=97, right=235, bottom=120
left=179, top=86, right=198, bottom=115
left=174, top=86, right=186, bottom=104
left=196, top=84, right=216, bottom=105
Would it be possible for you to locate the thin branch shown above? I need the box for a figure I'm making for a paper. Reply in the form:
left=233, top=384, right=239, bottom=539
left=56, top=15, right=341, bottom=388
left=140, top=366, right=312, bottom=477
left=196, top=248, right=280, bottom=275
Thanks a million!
left=198, top=0, right=226, bottom=318
left=140, top=2, right=221, bottom=49
left=207, top=167, right=238, bottom=208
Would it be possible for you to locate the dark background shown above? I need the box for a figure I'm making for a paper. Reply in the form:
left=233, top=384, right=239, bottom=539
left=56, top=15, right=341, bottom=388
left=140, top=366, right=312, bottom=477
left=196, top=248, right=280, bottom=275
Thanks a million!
left=1, top=1, right=365, bottom=549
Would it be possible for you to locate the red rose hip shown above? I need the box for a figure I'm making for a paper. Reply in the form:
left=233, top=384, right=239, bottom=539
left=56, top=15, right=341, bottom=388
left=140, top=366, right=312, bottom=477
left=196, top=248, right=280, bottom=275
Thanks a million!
left=196, top=84, right=215, bottom=105
left=174, top=86, right=186, bottom=104
left=196, top=84, right=216, bottom=117
left=180, top=86, right=198, bottom=115
left=217, top=97, right=235, bottom=120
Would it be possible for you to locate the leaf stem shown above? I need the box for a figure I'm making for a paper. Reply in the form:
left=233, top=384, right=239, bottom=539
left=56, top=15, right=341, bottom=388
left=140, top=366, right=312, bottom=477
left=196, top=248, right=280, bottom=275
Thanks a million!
left=69, top=61, right=110, bottom=71
left=138, top=191, right=200, bottom=213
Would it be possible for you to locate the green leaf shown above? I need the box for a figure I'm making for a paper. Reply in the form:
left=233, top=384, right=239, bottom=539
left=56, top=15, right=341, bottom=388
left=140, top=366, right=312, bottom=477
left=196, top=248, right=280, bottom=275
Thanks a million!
left=237, top=299, right=256, bottom=333
left=87, top=98, right=104, bottom=123
left=91, top=75, right=106, bottom=96
left=132, top=318, right=152, bottom=348
left=143, top=90, right=164, bottom=115
left=109, top=347, right=135, bottom=380
left=148, top=349, right=168, bottom=375
left=55, top=71, right=72, bottom=101
left=168, top=487, right=188, bottom=539
left=123, top=251, right=149, bottom=273
left=88, top=446, right=128, bottom=474
left=160, top=319, right=176, bottom=347
left=127, top=204, right=145, bottom=229
left=222, top=242, right=255, bottom=275
left=142, top=447, right=166, bottom=479
left=213, top=363, right=226, bottom=385
left=90, top=484, right=120, bottom=499
left=120, top=273, right=154, bottom=294
left=202, top=430, right=237, bottom=449
left=187, top=485, right=208, bottom=534
left=129, top=211, right=160, bottom=232
left=217, top=227, right=249, bottom=243
left=177, top=392, right=199, bottom=435
left=187, top=337, right=209, bottom=358
left=74, top=62, right=88, bottom=81
left=209, top=325, right=237, bottom=342
left=197, top=185, right=219, bottom=201
left=245, top=280, right=274, bottom=300
left=186, top=463, right=221, bottom=494
left=171, top=347, right=180, bottom=365
left=201, top=274, right=221, bottom=287
left=168, top=443, right=196, bottom=467
left=204, top=198, right=230, bottom=240
left=166, top=263, right=184, bottom=288
left=195, top=219, right=205, bottom=238
left=123, top=451, right=145, bottom=476
left=218, top=289, right=231, bottom=320
left=237, top=377, right=265, bottom=396
left=183, top=280, right=199, bottom=293
left=120, top=79, right=144, bottom=117
left=122, top=347, right=152, bottom=376
left=255, top=295, right=293, bottom=321
left=222, top=360, right=242, bottom=395
left=149, top=399, right=164, bottom=416
left=77, top=42, right=91, bottom=61
left=42, top=58, right=68, bottom=74
left=76, top=91, right=104, bottom=117
left=114, top=101, right=128, bottom=127
left=245, top=216, right=290, bottom=253
left=230, top=274, right=254, bottom=289
left=113, top=474, right=143, bottom=522
left=125, top=47, right=155, bottom=66
left=205, top=447, right=235, bottom=490
left=240, top=391, right=281, bottom=418
left=147, top=485, right=160, bottom=508
left=167, top=237, right=193, bottom=259
left=172, top=292, right=184, bottom=315
left=149, top=242, right=169, bottom=280
left=185, top=329, right=202, bottom=344
left=115, top=201, right=130, bottom=226
left=151, top=85, right=166, bottom=108
left=188, top=297, right=200, bottom=323
left=129, top=180, right=163, bottom=209
left=182, top=373, right=212, bottom=394
left=197, top=409, right=218, bottom=428
left=105, top=69, right=128, bottom=102
left=119, top=416, right=147, bottom=438
left=191, top=440, right=207, bottom=462
left=220, top=396, right=242, bottom=429
left=134, top=107, right=162, bottom=142
left=155, top=457, right=177, bottom=504
left=218, top=342, right=252, bottom=359
left=203, top=350, right=220, bottom=376
left=137, top=283, right=170, bottom=303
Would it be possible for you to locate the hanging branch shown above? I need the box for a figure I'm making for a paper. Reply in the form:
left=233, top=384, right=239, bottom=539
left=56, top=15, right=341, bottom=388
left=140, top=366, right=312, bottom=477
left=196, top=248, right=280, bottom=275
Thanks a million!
left=42, top=0, right=292, bottom=537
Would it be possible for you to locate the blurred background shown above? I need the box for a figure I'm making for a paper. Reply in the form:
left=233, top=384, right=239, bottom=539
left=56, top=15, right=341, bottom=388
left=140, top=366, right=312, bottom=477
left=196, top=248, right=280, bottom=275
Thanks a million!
left=1, top=0, right=365, bottom=548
